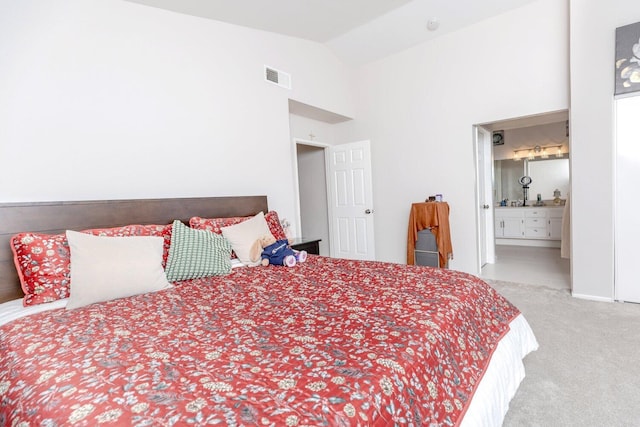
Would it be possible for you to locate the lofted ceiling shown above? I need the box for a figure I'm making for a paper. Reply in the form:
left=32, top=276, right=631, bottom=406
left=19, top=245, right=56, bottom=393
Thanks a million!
left=126, top=0, right=539, bottom=66
left=125, top=0, right=562, bottom=131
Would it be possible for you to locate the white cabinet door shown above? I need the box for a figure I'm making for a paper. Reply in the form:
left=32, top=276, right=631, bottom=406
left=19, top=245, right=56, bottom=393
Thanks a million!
left=503, top=217, right=524, bottom=238
left=549, top=218, right=562, bottom=240
left=495, top=219, right=504, bottom=238
left=495, top=209, right=524, bottom=238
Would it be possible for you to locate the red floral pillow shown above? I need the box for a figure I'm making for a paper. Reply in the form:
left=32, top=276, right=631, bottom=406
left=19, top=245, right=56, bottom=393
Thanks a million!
left=190, top=211, right=287, bottom=240
left=189, top=216, right=246, bottom=235
left=11, top=224, right=172, bottom=307
left=11, top=233, right=70, bottom=306
left=264, top=211, right=287, bottom=241
left=86, top=224, right=173, bottom=266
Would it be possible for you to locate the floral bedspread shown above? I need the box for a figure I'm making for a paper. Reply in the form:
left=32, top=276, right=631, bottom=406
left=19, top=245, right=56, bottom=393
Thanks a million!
left=0, top=256, right=519, bottom=426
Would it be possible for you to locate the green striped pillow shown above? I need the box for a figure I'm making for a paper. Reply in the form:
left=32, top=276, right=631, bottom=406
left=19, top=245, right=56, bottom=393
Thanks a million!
left=165, top=220, right=232, bottom=282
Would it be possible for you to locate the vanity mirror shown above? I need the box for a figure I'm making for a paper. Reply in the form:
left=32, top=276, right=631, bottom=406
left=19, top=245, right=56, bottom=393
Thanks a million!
left=494, top=156, right=569, bottom=204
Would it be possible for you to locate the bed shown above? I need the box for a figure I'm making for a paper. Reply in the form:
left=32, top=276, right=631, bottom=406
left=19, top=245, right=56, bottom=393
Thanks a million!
left=0, top=196, right=537, bottom=426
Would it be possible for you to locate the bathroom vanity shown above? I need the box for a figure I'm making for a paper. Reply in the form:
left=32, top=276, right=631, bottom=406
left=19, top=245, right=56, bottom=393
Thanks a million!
left=495, top=206, right=564, bottom=247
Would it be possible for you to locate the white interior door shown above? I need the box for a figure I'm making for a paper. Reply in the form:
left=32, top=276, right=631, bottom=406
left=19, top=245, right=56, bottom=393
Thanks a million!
left=327, top=140, right=375, bottom=260
left=615, top=95, right=640, bottom=303
left=476, top=127, right=496, bottom=269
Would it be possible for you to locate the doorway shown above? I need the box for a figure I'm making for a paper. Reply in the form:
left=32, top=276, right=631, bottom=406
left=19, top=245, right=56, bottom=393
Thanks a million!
left=475, top=110, right=572, bottom=289
left=293, top=139, right=377, bottom=260
left=481, top=245, right=570, bottom=291
left=475, top=126, right=496, bottom=270
left=288, top=100, right=375, bottom=261
left=294, top=139, right=330, bottom=256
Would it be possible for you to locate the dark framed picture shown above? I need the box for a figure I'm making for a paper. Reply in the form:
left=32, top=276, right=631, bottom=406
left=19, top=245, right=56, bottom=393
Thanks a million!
left=615, top=21, right=640, bottom=97
left=492, top=130, right=504, bottom=146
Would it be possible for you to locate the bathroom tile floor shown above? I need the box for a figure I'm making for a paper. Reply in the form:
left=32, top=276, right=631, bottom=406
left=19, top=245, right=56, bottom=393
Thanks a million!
left=481, top=245, right=570, bottom=292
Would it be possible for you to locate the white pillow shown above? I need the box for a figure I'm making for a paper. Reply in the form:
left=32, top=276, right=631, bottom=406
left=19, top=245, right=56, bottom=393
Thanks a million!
left=66, top=230, right=172, bottom=310
left=221, top=211, right=272, bottom=266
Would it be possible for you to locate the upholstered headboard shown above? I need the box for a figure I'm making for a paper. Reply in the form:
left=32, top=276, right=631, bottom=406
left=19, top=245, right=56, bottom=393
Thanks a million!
left=0, top=196, right=268, bottom=303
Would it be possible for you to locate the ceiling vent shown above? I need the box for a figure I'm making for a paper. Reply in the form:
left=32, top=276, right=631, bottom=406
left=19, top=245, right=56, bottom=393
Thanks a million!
left=264, top=65, right=291, bottom=90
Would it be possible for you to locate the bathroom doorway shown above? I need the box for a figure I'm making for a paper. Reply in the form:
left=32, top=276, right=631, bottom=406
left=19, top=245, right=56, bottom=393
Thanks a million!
left=475, top=110, right=572, bottom=290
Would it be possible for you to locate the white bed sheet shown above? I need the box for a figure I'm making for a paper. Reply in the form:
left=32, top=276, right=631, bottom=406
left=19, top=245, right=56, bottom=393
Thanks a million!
left=462, top=313, right=539, bottom=426
left=0, top=298, right=67, bottom=327
left=0, top=259, right=247, bottom=327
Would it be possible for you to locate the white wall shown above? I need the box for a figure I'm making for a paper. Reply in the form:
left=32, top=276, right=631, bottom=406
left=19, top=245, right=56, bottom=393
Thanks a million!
left=4, top=0, right=633, bottom=301
left=289, top=115, right=338, bottom=144
left=336, top=0, right=569, bottom=274
left=569, top=0, right=640, bottom=300
left=0, top=0, right=354, bottom=231
left=493, top=121, right=568, bottom=161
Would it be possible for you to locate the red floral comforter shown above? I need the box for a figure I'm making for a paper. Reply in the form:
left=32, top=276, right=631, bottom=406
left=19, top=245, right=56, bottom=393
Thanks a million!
left=0, top=256, right=519, bottom=426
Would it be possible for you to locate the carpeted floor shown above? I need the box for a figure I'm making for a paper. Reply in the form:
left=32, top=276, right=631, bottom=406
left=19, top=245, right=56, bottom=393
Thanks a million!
left=486, top=280, right=640, bottom=427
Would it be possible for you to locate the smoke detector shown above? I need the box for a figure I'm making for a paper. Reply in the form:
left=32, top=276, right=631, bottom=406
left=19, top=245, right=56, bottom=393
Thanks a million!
left=427, top=18, right=440, bottom=31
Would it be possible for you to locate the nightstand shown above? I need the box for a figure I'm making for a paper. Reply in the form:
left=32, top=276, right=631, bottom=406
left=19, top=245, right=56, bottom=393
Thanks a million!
left=290, top=238, right=321, bottom=255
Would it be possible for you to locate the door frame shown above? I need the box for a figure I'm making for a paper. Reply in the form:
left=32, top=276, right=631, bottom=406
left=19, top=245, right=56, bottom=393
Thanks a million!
left=291, top=138, right=331, bottom=244
left=473, top=126, right=496, bottom=272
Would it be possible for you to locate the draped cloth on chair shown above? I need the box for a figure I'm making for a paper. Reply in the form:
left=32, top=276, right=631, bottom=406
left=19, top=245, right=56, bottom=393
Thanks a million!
left=407, top=202, right=453, bottom=267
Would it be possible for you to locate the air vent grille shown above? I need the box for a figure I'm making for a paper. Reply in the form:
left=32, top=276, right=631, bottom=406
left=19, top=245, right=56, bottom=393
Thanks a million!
left=266, top=67, right=279, bottom=84
left=264, top=65, right=291, bottom=90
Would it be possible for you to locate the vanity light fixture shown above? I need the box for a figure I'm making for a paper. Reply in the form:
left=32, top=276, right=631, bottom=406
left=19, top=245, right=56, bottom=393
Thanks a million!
left=541, top=148, right=549, bottom=159
left=513, top=144, right=564, bottom=161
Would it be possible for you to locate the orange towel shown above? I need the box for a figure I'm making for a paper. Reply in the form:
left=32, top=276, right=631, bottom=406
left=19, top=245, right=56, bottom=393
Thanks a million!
left=407, top=202, right=453, bottom=267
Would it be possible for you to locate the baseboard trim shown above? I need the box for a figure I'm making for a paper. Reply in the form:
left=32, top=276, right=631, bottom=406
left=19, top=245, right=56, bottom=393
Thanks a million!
left=571, top=292, right=613, bottom=303
left=496, top=239, right=560, bottom=248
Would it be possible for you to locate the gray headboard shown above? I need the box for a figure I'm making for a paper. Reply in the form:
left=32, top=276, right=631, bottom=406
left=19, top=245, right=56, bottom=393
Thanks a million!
left=0, top=196, right=268, bottom=303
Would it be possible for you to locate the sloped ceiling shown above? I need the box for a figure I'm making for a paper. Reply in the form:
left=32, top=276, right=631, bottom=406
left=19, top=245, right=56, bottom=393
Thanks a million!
left=126, top=0, right=539, bottom=66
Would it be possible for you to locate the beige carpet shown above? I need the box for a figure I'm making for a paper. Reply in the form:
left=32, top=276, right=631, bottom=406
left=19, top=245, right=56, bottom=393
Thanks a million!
left=487, top=280, right=640, bottom=427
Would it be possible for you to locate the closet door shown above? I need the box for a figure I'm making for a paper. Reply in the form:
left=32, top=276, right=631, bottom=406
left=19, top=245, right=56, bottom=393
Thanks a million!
left=615, top=96, right=640, bottom=303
